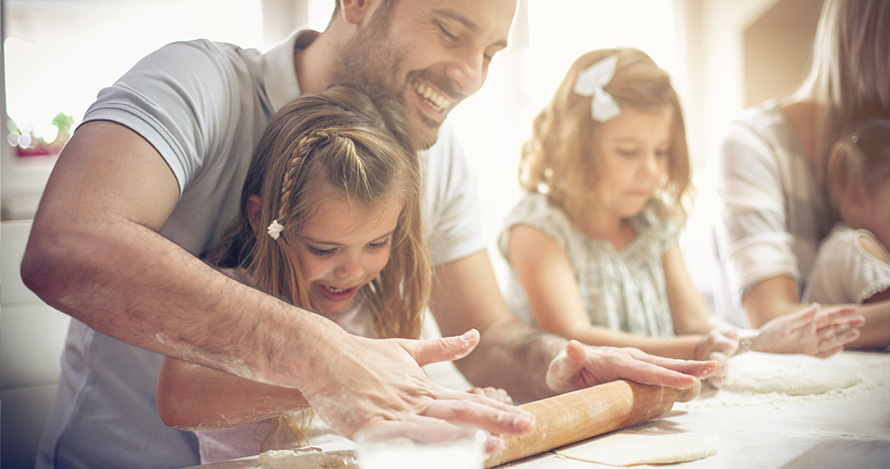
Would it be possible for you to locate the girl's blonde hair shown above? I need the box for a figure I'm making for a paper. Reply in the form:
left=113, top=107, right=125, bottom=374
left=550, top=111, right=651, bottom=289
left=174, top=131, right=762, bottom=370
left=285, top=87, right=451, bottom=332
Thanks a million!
left=519, top=48, right=691, bottom=223
left=826, top=118, right=890, bottom=224
left=794, top=0, right=890, bottom=181
left=205, top=82, right=430, bottom=448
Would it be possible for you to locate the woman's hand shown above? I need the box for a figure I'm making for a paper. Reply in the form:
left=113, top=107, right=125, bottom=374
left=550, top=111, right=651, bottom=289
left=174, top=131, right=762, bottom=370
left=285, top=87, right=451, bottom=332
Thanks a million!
left=750, top=304, right=864, bottom=357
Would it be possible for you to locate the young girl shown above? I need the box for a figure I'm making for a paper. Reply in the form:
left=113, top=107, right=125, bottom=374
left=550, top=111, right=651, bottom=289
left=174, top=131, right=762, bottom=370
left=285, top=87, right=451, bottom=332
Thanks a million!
left=804, top=118, right=890, bottom=348
left=155, top=83, right=510, bottom=463
left=498, top=49, right=855, bottom=385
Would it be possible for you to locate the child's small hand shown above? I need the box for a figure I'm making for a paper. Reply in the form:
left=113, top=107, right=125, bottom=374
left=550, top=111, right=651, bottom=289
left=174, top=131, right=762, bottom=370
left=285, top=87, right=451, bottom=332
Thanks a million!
left=694, top=328, right=739, bottom=388
left=469, top=386, right=513, bottom=405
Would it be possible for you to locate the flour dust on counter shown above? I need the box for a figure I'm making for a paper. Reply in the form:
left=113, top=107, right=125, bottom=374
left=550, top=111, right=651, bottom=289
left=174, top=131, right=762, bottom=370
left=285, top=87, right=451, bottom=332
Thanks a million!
left=257, top=447, right=356, bottom=468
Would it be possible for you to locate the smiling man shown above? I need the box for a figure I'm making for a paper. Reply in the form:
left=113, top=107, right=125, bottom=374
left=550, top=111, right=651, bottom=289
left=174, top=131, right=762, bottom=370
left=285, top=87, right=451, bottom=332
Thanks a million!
left=23, top=1, right=717, bottom=467
left=326, top=1, right=511, bottom=148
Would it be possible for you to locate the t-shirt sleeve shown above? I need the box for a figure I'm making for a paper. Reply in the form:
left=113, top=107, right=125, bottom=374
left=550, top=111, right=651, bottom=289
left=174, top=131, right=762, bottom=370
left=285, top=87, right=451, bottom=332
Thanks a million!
left=837, top=232, right=890, bottom=303
left=714, top=116, right=798, bottom=303
left=80, top=40, right=241, bottom=196
left=422, top=122, right=487, bottom=266
left=848, top=243, right=890, bottom=303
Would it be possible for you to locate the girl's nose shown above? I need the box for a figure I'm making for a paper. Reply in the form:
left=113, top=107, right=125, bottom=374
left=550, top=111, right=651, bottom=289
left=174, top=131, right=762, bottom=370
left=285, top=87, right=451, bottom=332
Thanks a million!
left=334, top=255, right=363, bottom=280
left=642, top=153, right=660, bottom=174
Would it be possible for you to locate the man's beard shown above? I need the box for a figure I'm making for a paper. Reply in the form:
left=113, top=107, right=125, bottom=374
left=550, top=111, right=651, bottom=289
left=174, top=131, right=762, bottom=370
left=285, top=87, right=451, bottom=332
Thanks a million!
left=332, top=15, right=442, bottom=149
left=333, top=9, right=397, bottom=90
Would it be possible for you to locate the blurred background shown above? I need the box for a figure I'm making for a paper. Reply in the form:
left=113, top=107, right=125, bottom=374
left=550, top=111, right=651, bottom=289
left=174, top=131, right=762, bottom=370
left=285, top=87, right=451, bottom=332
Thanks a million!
left=0, top=0, right=821, bottom=467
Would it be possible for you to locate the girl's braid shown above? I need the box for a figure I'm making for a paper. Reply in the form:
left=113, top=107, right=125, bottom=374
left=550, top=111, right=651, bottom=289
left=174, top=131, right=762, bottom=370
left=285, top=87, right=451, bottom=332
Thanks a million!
left=276, top=130, right=339, bottom=222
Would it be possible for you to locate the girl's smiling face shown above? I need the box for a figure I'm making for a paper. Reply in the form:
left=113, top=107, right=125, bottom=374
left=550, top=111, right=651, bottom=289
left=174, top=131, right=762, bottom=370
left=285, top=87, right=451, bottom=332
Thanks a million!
left=294, top=188, right=402, bottom=316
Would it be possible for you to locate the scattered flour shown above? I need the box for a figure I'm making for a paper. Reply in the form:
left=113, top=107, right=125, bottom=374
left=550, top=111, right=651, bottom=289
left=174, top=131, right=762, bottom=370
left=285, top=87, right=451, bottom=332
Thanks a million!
left=258, top=448, right=356, bottom=468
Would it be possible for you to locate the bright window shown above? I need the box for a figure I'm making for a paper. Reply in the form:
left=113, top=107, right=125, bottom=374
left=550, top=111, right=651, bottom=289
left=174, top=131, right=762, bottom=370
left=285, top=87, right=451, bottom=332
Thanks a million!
left=3, top=0, right=264, bottom=153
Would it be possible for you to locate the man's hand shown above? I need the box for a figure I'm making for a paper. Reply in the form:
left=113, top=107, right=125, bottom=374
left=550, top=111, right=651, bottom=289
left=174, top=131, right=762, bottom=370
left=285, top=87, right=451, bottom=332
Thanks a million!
left=751, top=303, right=865, bottom=357
left=300, top=329, right=534, bottom=454
left=544, top=340, right=720, bottom=394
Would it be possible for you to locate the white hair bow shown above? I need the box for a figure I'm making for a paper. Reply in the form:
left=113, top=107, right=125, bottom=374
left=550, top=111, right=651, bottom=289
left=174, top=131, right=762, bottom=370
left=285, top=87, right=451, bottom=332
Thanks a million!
left=573, top=55, right=621, bottom=122
left=267, top=219, right=284, bottom=240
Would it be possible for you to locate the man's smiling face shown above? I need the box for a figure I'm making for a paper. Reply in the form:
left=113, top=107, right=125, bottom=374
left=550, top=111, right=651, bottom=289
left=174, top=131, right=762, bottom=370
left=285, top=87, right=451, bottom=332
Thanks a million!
left=334, top=0, right=516, bottom=149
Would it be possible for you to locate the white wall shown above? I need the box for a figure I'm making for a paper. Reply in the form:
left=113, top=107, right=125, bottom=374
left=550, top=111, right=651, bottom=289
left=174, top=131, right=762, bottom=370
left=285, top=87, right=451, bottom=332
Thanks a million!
left=679, top=0, right=779, bottom=172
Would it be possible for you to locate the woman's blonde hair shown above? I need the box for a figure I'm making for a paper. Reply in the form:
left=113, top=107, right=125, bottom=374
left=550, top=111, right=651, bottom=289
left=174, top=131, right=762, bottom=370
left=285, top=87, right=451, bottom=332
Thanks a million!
left=519, top=47, right=691, bottom=223
left=794, top=0, right=890, bottom=180
left=205, top=82, right=429, bottom=448
left=826, top=118, right=890, bottom=224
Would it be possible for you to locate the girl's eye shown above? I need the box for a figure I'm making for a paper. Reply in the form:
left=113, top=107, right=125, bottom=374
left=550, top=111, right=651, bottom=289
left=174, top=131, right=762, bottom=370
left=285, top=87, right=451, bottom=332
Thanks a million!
left=616, top=149, right=639, bottom=158
left=307, top=246, right=336, bottom=257
left=368, top=238, right=392, bottom=251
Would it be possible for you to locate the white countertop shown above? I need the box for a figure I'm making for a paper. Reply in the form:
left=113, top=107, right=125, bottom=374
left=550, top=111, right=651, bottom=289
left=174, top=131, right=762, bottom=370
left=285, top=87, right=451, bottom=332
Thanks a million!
left=191, top=349, right=890, bottom=468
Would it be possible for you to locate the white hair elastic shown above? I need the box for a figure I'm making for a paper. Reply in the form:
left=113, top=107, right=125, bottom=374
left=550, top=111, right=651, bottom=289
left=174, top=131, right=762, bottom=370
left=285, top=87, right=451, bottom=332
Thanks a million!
left=267, top=219, right=284, bottom=240
left=573, top=55, right=621, bottom=122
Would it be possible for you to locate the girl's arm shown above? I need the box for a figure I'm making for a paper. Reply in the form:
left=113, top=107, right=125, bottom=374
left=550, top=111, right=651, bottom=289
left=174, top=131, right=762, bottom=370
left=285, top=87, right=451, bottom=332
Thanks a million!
left=851, top=297, right=890, bottom=349
left=662, top=243, right=715, bottom=335
left=662, top=243, right=737, bottom=385
left=156, top=356, right=309, bottom=431
left=507, top=225, right=702, bottom=360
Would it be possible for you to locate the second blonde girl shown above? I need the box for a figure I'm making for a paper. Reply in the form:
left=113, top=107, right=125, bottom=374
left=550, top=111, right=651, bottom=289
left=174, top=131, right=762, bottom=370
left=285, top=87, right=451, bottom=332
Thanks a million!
left=499, top=49, right=855, bottom=386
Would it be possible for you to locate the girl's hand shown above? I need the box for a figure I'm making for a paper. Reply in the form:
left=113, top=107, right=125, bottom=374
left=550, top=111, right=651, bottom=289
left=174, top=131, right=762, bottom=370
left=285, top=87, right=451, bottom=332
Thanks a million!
left=694, top=328, right=739, bottom=388
left=469, top=386, right=513, bottom=405
left=751, top=304, right=864, bottom=357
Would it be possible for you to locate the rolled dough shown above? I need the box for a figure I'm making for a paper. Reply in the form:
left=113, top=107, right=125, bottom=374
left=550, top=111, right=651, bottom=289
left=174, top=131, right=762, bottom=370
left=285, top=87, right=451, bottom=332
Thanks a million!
left=722, top=352, right=862, bottom=395
left=556, top=432, right=716, bottom=466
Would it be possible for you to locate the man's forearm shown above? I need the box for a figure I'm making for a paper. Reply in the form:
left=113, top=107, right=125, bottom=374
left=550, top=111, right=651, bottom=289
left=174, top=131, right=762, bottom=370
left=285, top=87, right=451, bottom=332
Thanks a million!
left=21, top=215, right=341, bottom=390
left=454, top=318, right=565, bottom=403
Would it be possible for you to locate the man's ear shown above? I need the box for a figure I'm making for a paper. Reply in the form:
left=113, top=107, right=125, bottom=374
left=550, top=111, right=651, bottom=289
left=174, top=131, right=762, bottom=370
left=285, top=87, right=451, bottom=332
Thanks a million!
left=339, top=0, right=378, bottom=26
left=247, top=195, right=263, bottom=234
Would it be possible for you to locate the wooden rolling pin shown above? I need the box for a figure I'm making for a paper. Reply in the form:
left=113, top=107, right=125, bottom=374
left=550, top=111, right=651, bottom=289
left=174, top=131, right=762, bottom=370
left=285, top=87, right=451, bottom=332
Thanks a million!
left=485, top=379, right=701, bottom=468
